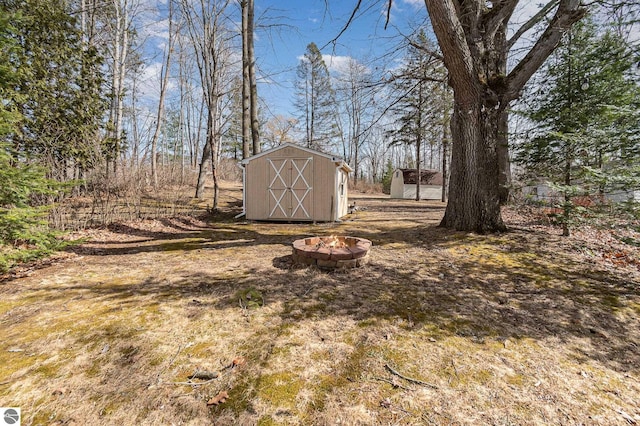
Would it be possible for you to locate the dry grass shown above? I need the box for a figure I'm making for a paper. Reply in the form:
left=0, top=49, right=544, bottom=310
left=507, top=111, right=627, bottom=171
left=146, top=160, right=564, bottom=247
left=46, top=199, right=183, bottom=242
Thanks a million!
left=1, top=181, right=639, bottom=425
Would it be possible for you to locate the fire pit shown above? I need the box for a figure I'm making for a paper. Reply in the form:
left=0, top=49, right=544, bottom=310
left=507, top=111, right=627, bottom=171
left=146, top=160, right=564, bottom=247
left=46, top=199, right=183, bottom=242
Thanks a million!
left=292, top=236, right=372, bottom=269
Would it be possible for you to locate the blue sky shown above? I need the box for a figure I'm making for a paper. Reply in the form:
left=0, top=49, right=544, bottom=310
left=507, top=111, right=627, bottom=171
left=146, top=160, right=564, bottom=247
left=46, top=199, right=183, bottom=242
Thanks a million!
left=134, top=0, right=431, bottom=120
left=135, top=1, right=580, bottom=120
left=252, top=0, right=429, bottom=118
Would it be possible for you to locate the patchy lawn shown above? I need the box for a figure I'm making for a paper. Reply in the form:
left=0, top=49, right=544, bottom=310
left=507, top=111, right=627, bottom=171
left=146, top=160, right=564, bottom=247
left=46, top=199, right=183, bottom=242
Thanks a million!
left=1, top=182, right=639, bottom=425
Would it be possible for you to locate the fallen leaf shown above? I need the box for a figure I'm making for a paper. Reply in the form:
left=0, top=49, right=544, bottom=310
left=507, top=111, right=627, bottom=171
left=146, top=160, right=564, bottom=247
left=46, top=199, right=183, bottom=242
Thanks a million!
left=207, top=391, right=229, bottom=406
left=232, top=357, right=246, bottom=367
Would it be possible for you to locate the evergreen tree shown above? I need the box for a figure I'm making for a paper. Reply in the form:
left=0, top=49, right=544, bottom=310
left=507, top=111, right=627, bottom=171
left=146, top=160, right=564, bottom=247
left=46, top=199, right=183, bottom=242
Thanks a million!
left=294, top=42, right=338, bottom=152
left=516, top=18, right=640, bottom=233
left=2, top=0, right=107, bottom=181
left=0, top=10, right=63, bottom=270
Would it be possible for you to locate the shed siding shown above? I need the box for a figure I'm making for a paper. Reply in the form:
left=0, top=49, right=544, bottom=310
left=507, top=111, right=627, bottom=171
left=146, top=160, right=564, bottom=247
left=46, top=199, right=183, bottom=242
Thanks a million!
left=403, top=184, right=441, bottom=200
left=244, top=145, right=348, bottom=221
left=391, top=168, right=443, bottom=200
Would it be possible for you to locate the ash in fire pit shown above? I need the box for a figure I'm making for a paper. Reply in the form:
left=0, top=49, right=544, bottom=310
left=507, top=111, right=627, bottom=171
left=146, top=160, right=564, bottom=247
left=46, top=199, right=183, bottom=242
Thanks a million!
left=292, top=236, right=372, bottom=269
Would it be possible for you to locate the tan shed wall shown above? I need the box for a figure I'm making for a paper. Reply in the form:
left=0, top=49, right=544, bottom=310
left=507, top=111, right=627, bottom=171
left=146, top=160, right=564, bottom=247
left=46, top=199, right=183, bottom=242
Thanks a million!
left=402, top=184, right=442, bottom=200
left=245, top=145, right=344, bottom=221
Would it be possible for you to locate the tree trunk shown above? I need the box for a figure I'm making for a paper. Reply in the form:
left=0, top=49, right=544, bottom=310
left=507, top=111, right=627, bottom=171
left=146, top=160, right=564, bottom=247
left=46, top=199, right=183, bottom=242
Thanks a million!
left=441, top=106, right=450, bottom=203
left=195, top=133, right=211, bottom=199
left=247, top=0, right=260, bottom=155
left=497, top=110, right=511, bottom=203
left=440, top=103, right=506, bottom=232
left=241, top=0, right=251, bottom=159
left=424, top=0, right=585, bottom=232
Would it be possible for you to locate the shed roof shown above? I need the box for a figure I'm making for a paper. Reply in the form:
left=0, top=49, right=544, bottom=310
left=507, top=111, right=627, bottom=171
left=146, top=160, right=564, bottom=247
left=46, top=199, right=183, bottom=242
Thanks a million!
left=240, top=143, right=352, bottom=172
left=400, top=168, right=443, bottom=185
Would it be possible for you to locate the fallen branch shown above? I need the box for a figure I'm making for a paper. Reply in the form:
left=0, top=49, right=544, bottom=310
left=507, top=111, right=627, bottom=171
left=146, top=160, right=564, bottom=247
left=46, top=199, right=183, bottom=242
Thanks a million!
left=170, top=378, right=218, bottom=386
left=155, top=344, right=183, bottom=384
left=385, top=363, right=438, bottom=389
left=374, top=376, right=413, bottom=391
left=189, top=370, right=219, bottom=380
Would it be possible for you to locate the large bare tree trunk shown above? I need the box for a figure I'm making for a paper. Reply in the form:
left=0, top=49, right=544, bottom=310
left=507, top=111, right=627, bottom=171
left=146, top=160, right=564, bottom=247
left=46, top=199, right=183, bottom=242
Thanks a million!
left=441, top=103, right=505, bottom=231
left=424, top=0, right=585, bottom=232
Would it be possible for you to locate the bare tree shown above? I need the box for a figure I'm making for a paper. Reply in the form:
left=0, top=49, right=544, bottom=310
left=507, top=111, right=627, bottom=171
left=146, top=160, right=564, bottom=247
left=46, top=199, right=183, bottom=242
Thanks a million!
left=150, top=1, right=175, bottom=188
left=105, top=0, right=138, bottom=177
left=180, top=0, right=235, bottom=209
left=335, top=58, right=376, bottom=187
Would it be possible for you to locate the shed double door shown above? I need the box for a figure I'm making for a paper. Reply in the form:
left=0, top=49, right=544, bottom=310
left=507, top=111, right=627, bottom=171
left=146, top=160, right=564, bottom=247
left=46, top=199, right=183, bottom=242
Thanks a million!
left=267, top=157, right=313, bottom=220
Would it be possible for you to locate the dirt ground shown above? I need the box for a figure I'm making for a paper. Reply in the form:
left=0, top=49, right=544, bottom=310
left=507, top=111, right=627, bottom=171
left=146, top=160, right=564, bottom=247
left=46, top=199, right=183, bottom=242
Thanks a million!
left=1, top=181, right=639, bottom=425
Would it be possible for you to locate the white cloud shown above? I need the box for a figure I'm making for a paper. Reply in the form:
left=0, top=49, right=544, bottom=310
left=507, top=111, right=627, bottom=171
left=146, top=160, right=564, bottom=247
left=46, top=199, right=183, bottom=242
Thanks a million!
left=322, top=55, right=354, bottom=74
left=143, top=18, right=170, bottom=41
left=296, top=54, right=371, bottom=76
left=401, top=0, right=424, bottom=8
left=134, top=61, right=176, bottom=102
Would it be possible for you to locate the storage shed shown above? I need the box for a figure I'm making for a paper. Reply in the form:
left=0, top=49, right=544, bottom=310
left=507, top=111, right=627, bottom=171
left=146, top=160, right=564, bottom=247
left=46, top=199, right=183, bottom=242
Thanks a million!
left=390, top=168, right=443, bottom=200
left=239, top=143, right=352, bottom=221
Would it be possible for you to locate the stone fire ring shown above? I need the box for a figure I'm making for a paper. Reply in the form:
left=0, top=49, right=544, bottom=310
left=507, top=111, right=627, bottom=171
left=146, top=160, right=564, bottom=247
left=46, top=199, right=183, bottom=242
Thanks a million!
left=292, top=236, right=372, bottom=269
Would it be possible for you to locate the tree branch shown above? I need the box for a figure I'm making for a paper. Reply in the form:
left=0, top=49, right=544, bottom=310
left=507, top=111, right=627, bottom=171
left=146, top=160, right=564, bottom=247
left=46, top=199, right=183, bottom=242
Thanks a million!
left=484, top=0, right=520, bottom=41
left=384, top=0, right=393, bottom=29
left=424, top=0, right=478, bottom=106
left=505, top=0, right=586, bottom=103
left=407, top=38, right=444, bottom=61
left=321, top=0, right=362, bottom=50
left=507, top=0, right=560, bottom=51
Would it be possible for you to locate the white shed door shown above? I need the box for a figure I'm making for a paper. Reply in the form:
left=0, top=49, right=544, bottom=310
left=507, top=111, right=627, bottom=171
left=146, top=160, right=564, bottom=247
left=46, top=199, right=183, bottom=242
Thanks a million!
left=267, top=157, right=313, bottom=219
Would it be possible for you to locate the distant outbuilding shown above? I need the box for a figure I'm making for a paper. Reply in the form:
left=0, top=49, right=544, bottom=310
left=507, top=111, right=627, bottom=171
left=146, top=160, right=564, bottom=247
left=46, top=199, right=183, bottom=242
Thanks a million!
left=390, top=168, right=443, bottom=200
left=239, top=143, right=352, bottom=222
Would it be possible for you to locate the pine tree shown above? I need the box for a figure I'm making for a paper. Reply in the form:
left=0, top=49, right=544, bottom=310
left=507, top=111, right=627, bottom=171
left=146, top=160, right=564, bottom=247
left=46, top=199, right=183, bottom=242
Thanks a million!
left=3, top=0, right=107, bottom=181
left=516, top=18, right=640, bottom=234
left=294, top=42, right=338, bottom=152
left=0, top=10, right=63, bottom=269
